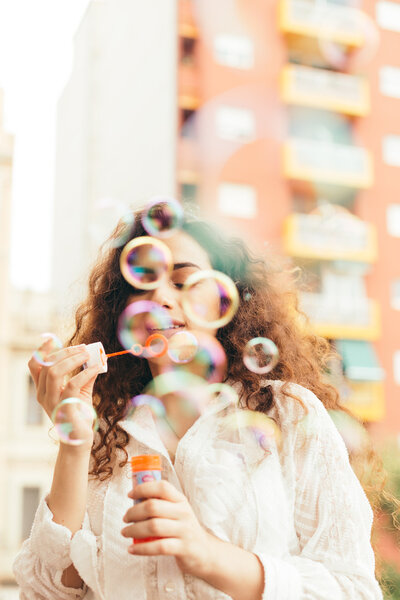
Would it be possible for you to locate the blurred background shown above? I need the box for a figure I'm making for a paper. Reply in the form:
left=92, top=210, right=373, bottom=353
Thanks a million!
left=0, top=0, right=399, bottom=597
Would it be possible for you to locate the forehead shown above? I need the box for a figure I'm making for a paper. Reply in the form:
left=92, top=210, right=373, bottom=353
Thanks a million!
left=161, top=230, right=212, bottom=269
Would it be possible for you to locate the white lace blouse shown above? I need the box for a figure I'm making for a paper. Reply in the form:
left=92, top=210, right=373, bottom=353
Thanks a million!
left=13, top=381, right=383, bottom=599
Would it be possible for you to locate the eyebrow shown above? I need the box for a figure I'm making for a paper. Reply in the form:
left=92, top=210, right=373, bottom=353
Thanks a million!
left=173, top=262, right=201, bottom=271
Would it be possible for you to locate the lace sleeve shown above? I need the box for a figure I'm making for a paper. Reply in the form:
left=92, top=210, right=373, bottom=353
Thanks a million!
left=12, top=496, right=88, bottom=599
left=13, top=493, right=105, bottom=600
left=255, top=386, right=383, bottom=600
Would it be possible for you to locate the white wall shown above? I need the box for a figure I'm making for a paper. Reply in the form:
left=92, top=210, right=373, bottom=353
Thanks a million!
left=52, top=0, right=178, bottom=314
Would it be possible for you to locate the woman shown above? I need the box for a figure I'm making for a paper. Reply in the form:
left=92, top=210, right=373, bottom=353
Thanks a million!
left=13, top=207, right=383, bottom=599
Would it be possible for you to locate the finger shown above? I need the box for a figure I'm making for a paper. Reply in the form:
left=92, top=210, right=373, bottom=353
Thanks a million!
left=130, top=481, right=183, bottom=503
left=31, top=342, right=85, bottom=367
left=28, top=358, right=42, bottom=388
left=127, top=537, right=182, bottom=556
left=61, top=365, right=100, bottom=400
left=123, top=499, right=180, bottom=524
left=45, top=350, right=91, bottom=399
left=121, top=518, right=181, bottom=540
left=37, top=348, right=89, bottom=403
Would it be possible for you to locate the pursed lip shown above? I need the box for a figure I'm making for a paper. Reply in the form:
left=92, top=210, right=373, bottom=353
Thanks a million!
left=147, top=320, right=186, bottom=339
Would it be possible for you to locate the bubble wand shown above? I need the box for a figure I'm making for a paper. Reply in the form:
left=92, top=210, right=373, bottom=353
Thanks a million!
left=84, top=335, right=168, bottom=373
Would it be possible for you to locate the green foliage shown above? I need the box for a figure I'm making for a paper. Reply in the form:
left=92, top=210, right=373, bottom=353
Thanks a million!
left=379, top=442, right=400, bottom=531
left=381, top=563, right=400, bottom=599
left=377, top=441, right=400, bottom=598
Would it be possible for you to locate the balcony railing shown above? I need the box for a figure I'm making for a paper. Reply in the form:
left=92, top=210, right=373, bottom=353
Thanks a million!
left=178, top=0, right=198, bottom=39
left=279, top=0, right=365, bottom=46
left=283, top=212, right=377, bottom=262
left=300, top=293, right=380, bottom=340
left=281, top=64, right=369, bottom=116
left=283, top=138, right=373, bottom=188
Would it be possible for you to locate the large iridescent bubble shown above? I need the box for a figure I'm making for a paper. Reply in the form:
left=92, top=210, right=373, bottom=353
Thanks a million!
left=142, top=197, right=184, bottom=238
left=117, top=300, right=172, bottom=358
left=32, top=333, right=63, bottom=367
left=243, top=337, right=279, bottom=375
left=167, top=331, right=199, bottom=364
left=182, top=269, right=239, bottom=329
left=51, top=398, right=99, bottom=446
left=120, top=237, right=173, bottom=290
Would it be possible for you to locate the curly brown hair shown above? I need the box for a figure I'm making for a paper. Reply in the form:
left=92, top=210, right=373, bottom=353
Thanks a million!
left=68, top=209, right=396, bottom=582
left=68, top=210, right=342, bottom=476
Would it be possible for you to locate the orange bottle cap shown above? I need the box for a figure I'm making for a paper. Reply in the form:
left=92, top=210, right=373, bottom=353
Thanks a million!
left=131, top=454, right=161, bottom=472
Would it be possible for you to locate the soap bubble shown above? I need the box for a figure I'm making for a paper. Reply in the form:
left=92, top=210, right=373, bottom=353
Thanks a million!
left=224, top=410, right=281, bottom=453
left=126, top=394, right=166, bottom=419
left=123, top=393, right=178, bottom=460
left=90, top=197, right=135, bottom=249
left=243, top=338, right=279, bottom=374
left=32, top=333, right=63, bottom=367
left=185, top=331, right=227, bottom=383
left=142, top=197, right=184, bottom=238
left=205, top=382, right=239, bottom=411
left=120, top=237, right=173, bottom=290
left=182, top=269, right=239, bottom=329
left=145, top=370, right=208, bottom=413
left=317, top=6, right=380, bottom=72
left=328, top=410, right=370, bottom=455
left=117, top=300, right=172, bottom=358
left=167, top=331, right=199, bottom=364
left=51, top=398, right=99, bottom=446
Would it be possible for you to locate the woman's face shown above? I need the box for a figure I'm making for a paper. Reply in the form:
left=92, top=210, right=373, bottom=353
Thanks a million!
left=127, top=230, right=219, bottom=369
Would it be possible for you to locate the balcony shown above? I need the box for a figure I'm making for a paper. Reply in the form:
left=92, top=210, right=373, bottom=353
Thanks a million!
left=283, top=212, right=377, bottom=262
left=178, top=0, right=198, bottom=39
left=300, top=293, right=380, bottom=340
left=281, top=65, right=370, bottom=116
left=278, top=0, right=365, bottom=46
left=179, top=63, right=201, bottom=102
left=283, top=138, right=373, bottom=188
left=343, top=381, right=384, bottom=422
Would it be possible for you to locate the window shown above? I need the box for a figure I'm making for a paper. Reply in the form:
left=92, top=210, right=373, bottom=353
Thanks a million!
left=391, top=279, right=400, bottom=310
left=26, top=375, right=42, bottom=426
left=383, top=135, right=400, bottom=167
left=21, top=486, right=40, bottom=540
left=218, top=183, right=257, bottom=219
left=394, top=351, right=400, bottom=385
left=180, top=36, right=197, bottom=65
left=380, top=66, right=400, bottom=99
left=289, top=106, right=353, bottom=144
left=216, top=106, right=255, bottom=142
left=214, top=34, right=254, bottom=69
left=376, top=1, right=400, bottom=33
left=180, top=183, right=198, bottom=207
left=387, top=204, right=400, bottom=237
left=180, top=108, right=196, bottom=138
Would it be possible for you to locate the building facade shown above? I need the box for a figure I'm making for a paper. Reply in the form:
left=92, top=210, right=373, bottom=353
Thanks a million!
left=53, top=0, right=400, bottom=435
left=0, top=92, right=56, bottom=593
left=176, top=0, right=400, bottom=436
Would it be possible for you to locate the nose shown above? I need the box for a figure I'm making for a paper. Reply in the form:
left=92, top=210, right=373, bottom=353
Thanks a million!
left=151, top=275, right=178, bottom=310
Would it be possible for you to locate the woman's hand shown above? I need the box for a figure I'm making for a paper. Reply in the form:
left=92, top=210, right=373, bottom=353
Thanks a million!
left=121, top=480, right=215, bottom=579
left=28, top=340, right=100, bottom=449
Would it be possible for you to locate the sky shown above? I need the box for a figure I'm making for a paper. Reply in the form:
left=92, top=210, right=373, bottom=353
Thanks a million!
left=0, top=0, right=91, bottom=292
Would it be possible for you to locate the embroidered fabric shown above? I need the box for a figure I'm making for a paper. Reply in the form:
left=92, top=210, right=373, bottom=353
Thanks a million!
left=13, top=382, right=383, bottom=600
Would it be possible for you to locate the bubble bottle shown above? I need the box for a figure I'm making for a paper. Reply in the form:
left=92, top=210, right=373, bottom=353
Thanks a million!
left=131, top=454, right=162, bottom=543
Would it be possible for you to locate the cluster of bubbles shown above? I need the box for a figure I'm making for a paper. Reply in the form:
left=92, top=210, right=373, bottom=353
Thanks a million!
left=33, top=198, right=281, bottom=454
